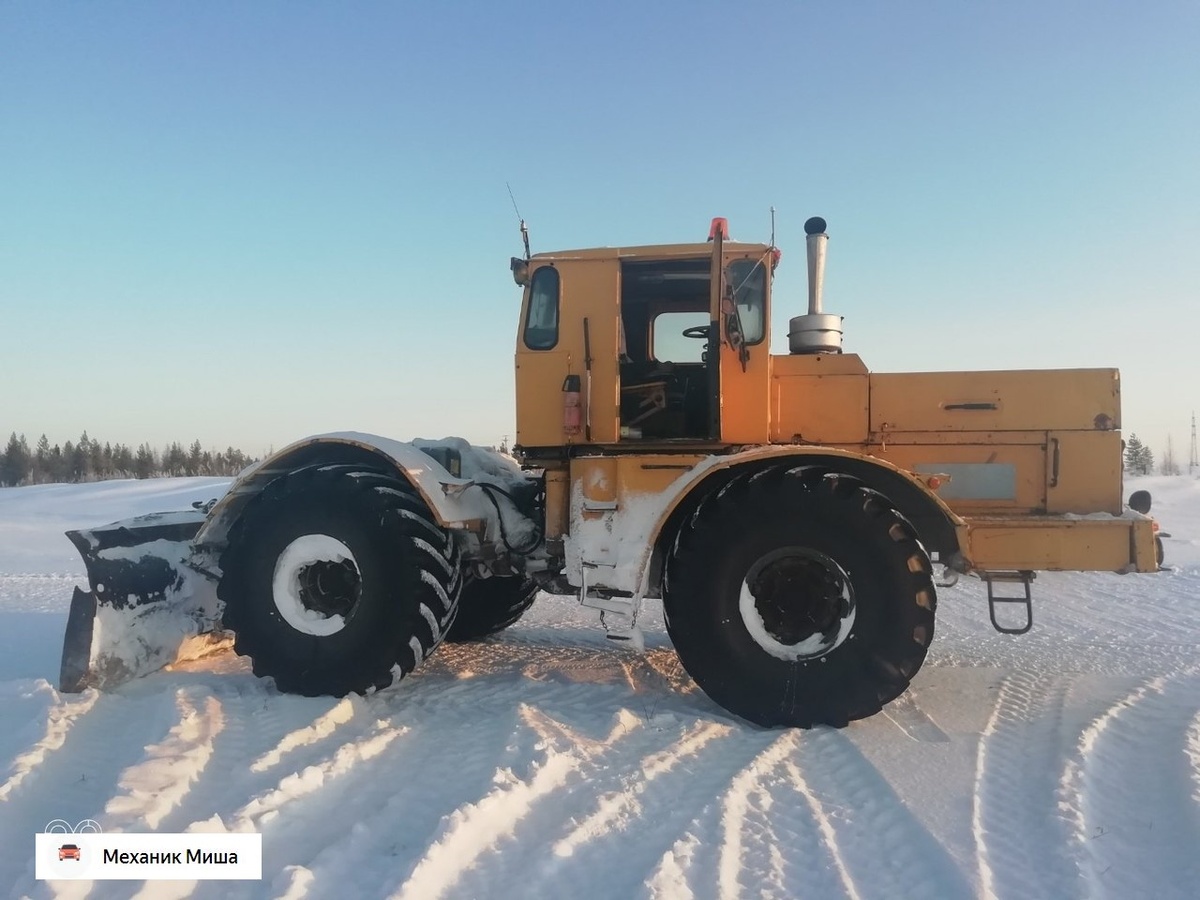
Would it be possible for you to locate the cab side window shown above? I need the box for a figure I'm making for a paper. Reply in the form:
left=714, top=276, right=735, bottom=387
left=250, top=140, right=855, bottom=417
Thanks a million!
left=728, top=258, right=766, bottom=345
left=523, top=266, right=560, bottom=350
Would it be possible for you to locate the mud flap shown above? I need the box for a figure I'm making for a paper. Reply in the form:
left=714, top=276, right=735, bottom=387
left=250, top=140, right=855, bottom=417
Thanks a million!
left=60, top=509, right=231, bottom=692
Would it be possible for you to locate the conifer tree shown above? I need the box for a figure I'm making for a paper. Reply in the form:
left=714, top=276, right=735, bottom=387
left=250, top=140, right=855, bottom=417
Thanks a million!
left=1124, top=434, right=1145, bottom=473
left=1, top=433, right=31, bottom=486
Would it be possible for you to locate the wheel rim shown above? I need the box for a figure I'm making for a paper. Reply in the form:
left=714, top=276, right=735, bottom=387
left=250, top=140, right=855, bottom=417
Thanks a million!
left=271, top=535, right=361, bottom=636
left=738, top=546, right=856, bottom=661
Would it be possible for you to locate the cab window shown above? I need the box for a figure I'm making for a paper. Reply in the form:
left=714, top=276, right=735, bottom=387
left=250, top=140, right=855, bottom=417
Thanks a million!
left=652, top=311, right=708, bottom=363
left=523, top=266, right=560, bottom=350
left=728, top=258, right=766, bottom=344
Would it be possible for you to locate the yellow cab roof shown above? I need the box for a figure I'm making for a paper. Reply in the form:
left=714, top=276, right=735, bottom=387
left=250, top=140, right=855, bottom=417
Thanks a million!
left=530, top=241, right=773, bottom=262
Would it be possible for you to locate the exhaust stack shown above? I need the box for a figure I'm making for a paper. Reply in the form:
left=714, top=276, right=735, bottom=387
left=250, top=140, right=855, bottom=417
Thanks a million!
left=788, top=216, right=843, bottom=354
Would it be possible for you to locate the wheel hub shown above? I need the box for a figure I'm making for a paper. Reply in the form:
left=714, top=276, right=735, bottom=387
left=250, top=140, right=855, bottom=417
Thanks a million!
left=296, top=558, right=361, bottom=618
left=740, top=547, right=856, bottom=660
left=271, top=535, right=361, bottom=636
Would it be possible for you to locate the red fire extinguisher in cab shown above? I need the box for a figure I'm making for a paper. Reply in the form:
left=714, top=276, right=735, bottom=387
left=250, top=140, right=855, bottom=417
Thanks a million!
left=563, top=375, right=582, bottom=436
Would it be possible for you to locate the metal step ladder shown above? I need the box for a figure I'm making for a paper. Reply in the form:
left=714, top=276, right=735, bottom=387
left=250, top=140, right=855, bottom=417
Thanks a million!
left=578, top=561, right=645, bottom=650
left=982, top=570, right=1035, bottom=635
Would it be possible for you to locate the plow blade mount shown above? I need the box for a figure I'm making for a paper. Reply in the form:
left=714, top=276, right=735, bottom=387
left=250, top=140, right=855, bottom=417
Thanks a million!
left=61, top=509, right=230, bottom=692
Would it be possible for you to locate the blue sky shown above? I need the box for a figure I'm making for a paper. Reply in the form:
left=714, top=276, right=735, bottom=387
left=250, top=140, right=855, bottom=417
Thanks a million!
left=2, top=1, right=1197, bottom=463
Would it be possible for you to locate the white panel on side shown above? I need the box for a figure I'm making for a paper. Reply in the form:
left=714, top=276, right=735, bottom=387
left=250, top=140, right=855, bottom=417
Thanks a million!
left=914, top=463, right=1017, bottom=500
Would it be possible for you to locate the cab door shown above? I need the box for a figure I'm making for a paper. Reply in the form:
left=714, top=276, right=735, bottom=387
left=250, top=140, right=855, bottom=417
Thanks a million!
left=515, top=258, right=622, bottom=448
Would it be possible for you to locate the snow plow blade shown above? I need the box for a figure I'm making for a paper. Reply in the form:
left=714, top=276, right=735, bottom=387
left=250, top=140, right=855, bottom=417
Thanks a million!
left=60, top=509, right=231, bottom=692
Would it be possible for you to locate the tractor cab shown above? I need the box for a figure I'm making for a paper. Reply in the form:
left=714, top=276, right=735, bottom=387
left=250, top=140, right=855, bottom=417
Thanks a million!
left=513, top=218, right=779, bottom=454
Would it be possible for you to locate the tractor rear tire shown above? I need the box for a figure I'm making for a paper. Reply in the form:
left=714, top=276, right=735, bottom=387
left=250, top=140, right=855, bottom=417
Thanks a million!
left=444, top=574, right=538, bottom=643
left=663, top=466, right=937, bottom=728
left=218, top=465, right=462, bottom=697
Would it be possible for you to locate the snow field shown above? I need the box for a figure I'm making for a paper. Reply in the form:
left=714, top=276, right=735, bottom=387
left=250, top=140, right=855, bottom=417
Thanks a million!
left=0, top=474, right=1196, bottom=898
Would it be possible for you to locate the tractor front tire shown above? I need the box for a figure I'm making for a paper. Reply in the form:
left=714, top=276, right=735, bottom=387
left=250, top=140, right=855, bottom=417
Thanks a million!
left=664, top=466, right=937, bottom=728
left=218, top=465, right=462, bottom=696
left=444, top=574, right=538, bottom=643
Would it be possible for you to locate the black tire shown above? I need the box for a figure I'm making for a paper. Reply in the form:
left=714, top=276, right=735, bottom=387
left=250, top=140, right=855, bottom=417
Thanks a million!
left=663, top=465, right=937, bottom=728
left=218, top=464, right=462, bottom=696
left=444, top=574, right=538, bottom=643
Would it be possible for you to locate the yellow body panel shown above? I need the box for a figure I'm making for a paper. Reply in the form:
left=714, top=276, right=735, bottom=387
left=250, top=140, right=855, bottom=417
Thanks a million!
left=770, top=354, right=869, bottom=444
left=957, top=517, right=1156, bottom=573
left=1045, top=430, right=1123, bottom=515
left=875, top=441, right=1047, bottom=514
left=514, top=351, right=573, bottom=448
left=543, top=464, right=570, bottom=542
left=554, top=447, right=1155, bottom=597
left=868, top=368, right=1120, bottom=433
left=512, top=234, right=1149, bottom=582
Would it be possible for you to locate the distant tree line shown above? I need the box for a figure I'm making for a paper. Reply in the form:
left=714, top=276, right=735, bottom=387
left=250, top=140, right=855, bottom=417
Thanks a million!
left=0, top=431, right=258, bottom=487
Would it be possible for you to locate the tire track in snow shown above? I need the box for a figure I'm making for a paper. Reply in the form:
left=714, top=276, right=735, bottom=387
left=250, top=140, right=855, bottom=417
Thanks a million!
left=157, top=682, right=375, bottom=836
left=103, top=685, right=226, bottom=830
left=971, top=671, right=1080, bottom=900
left=213, top=719, right=406, bottom=833
left=256, top=695, right=535, bottom=900
left=881, top=690, right=949, bottom=743
left=1057, top=678, right=1155, bottom=888
left=647, top=832, right=701, bottom=900
left=248, top=695, right=359, bottom=774
left=515, top=719, right=784, bottom=900
left=550, top=720, right=731, bottom=860
left=1187, top=709, right=1200, bottom=806
left=782, top=756, right=862, bottom=900
left=0, top=686, right=182, bottom=895
left=256, top=675, right=674, bottom=900
left=389, top=705, right=644, bottom=900
left=1060, top=674, right=1200, bottom=899
left=782, top=728, right=974, bottom=900
left=0, top=683, right=99, bottom=804
left=172, top=716, right=413, bottom=900
left=185, top=687, right=528, bottom=900
left=641, top=731, right=849, bottom=900
left=716, top=730, right=821, bottom=900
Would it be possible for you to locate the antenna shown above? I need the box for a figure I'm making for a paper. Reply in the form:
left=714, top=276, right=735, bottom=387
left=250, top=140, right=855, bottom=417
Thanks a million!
left=769, top=206, right=776, bottom=248
left=506, top=182, right=531, bottom=260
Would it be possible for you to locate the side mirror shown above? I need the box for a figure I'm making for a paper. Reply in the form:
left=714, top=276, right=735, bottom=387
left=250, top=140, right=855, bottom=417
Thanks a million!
left=1128, top=489, right=1152, bottom=514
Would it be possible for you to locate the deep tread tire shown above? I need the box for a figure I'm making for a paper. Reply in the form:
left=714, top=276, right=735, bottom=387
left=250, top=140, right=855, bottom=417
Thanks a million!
left=663, top=466, right=937, bottom=728
left=218, top=465, right=462, bottom=696
left=444, top=575, right=538, bottom=643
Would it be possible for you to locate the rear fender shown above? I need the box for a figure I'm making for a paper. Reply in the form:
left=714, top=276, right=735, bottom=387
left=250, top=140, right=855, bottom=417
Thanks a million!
left=568, top=446, right=962, bottom=599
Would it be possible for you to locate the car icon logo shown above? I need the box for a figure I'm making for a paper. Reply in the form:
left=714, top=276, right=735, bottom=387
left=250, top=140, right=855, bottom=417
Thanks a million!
left=58, top=844, right=81, bottom=861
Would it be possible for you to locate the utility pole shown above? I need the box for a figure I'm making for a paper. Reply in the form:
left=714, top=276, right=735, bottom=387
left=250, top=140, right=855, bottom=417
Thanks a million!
left=1190, top=411, right=1198, bottom=474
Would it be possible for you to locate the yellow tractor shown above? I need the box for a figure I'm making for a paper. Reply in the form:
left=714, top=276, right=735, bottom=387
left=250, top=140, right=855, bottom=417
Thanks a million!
left=59, top=216, right=1160, bottom=728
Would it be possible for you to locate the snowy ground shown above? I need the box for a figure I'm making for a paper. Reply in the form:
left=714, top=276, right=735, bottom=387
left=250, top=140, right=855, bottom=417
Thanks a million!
left=1, top=475, right=1197, bottom=899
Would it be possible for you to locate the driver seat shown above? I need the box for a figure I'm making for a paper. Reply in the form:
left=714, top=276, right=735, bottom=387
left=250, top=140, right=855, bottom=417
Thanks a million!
left=621, top=380, right=668, bottom=426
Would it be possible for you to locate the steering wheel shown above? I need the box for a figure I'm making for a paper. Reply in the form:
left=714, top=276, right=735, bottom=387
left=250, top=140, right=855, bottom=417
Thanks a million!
left=682, top=325, right=710, bottom=340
